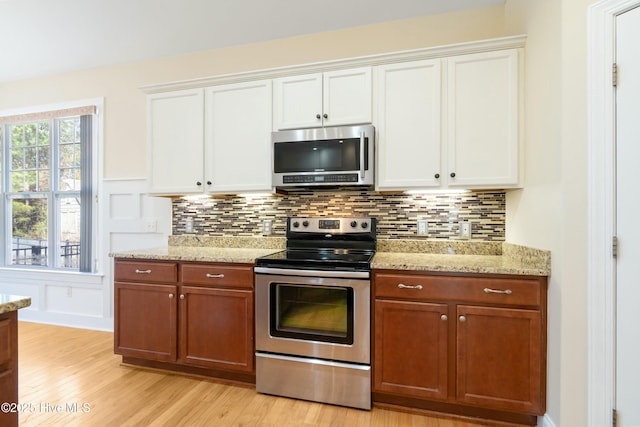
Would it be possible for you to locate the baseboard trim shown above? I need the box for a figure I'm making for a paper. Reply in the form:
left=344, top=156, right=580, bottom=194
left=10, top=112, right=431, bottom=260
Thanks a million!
left=538, top=413, right=557, bottom=427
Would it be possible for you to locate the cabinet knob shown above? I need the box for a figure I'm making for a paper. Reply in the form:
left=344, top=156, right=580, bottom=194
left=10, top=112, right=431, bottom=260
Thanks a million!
left=323, top=113, right=328, bottom=119
left=180, top=294, right=185, bottom=300
left=459, top=315, right=466, bottom=322
left=316, top=114, right=321, bottom=120
left=434, top=173, right=440, bottom=179
left=441, top=314, right=448, bottom=321
left=169, top=293, right=174, bottom=299
left=450, top=172, right=456, bottom=178
left=207, top=181, right=212, bottom=185
left=196, top=181, right=202, bottom=186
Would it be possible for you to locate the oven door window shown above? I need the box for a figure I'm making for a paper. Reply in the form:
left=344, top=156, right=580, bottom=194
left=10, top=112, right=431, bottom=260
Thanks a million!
left=270, top=283, right=354, bottom=345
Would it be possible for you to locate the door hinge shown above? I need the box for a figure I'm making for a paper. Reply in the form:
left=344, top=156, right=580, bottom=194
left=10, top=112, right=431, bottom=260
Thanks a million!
left=613, top=236, right=618, bottom=258
left=613, top=63, right=618, bottom=87
left=613, top=408, right=617, bottom=427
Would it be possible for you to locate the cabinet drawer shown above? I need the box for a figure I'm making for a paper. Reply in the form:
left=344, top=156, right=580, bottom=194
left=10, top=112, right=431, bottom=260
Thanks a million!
left=114, top=260, right=178, bottom=283
left=374, top=272, right=541, bottom=307
left=181, top=263, right=253, bottom=289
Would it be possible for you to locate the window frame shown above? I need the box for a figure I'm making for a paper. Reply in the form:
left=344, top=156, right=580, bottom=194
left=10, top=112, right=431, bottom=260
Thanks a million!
left=0, top=99, right=103, bottom=273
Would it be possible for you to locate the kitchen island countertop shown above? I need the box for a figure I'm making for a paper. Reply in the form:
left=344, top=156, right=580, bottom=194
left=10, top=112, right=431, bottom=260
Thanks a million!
left=0, top=294, right=31, bottom=315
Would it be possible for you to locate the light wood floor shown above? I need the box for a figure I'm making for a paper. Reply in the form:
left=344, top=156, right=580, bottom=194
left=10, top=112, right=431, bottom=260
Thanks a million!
left=17, top=321, right=514, bottom=427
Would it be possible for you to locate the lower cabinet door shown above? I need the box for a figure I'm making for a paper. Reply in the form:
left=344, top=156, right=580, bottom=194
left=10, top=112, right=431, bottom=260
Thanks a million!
left=114, top=282, right=178, bottom=362
left=179, top=286, right=254, bottom=372
left=456, top=305, right=543, bottom=414
left=374, top=299, right=448, bottom=400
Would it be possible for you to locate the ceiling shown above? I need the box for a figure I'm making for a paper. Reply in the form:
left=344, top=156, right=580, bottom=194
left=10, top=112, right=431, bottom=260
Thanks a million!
left=0, top=0, right=504, bottom=84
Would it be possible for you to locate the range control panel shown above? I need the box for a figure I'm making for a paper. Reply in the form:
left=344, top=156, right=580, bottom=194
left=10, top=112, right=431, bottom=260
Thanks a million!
left=288, top=217, right=373, bottom=234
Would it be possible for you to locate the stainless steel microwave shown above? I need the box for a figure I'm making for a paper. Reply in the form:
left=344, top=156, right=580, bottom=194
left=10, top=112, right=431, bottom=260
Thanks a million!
left=272, top=124, right=375, bottom=188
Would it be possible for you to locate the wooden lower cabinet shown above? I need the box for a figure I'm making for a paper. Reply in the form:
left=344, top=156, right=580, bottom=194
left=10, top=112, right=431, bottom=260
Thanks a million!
left=373, top=270, right=547, bottom=425
left=114, top=282, right=177, bottom=361
left=114, top=259, right=255, bottom=381
left=456, top=305, right=542, bottom=414
left=374, top=300, right=448, bottom=400
left=180, top=285, right=253, bottom=372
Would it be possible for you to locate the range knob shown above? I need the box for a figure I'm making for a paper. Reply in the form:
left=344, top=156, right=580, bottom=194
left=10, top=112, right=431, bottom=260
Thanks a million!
left=361, top=221, right=369, bottom=229
left=292, top=221, right=300, bottom=228
left=302, top=220, right=310, bottom=227
left=350, top=221, right=358, bottom=228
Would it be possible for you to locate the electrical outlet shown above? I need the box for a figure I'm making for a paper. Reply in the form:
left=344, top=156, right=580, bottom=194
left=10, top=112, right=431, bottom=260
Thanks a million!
left=417, top=220, right=428, bottom=235
left=459, top=221, right=471, bottom=239
left=263, top=219, right=273, bottom=235
left=185, top=218, right=193, bottom=233
left=144, top=219, right=157, bottom=233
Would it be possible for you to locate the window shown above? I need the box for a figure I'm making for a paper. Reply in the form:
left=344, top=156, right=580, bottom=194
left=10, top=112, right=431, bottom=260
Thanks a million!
left=0, top=105, right=96, bottom=272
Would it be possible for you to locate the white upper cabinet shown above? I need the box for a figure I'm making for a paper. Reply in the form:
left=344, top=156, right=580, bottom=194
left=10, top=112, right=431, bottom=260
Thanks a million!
left=375, top=48, right=522, bottom=191
left=445, top=49, right=521, bottom=188
left=274, top=67, right=372, bottom=129
left=148, top=88, right=204, bottom=195
left=376, top=59, right=443, bottom=190
left=204, top=80, right=273, bottom=194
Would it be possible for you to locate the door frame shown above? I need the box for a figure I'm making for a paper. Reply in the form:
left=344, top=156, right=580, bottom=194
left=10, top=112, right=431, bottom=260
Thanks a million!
left=588, top=1, right=640, bottom=426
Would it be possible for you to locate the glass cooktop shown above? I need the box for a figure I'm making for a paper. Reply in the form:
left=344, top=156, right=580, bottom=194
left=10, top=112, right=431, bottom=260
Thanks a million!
left=255, top=248, right=375, bottom=271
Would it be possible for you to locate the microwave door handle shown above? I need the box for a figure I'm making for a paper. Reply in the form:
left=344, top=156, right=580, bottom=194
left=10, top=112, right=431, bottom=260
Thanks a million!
left=359, top=131, right=365, bottom=179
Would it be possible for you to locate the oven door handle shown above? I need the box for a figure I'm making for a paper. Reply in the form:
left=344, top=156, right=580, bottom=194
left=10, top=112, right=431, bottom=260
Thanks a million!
left=254, top=266, right=370, bottom=279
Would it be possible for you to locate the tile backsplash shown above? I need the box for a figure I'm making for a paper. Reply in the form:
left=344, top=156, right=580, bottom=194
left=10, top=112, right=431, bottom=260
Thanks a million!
left=172, top=190, right=505, bottom=241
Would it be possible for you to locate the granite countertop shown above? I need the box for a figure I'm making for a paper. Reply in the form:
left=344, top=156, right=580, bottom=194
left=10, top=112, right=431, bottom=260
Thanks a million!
left=0, top=294, right=31, bottom=315
left=111, top=246, right=280, bottom=264
left=371, top=252, right=548, bottom=276
left=110, top=237, right=551, bottom=277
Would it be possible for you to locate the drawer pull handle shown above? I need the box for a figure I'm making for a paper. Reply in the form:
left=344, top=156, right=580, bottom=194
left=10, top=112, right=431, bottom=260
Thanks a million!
left=135, top=269, right=152, bottom=274
left=206, top=273, right=225, bottom=279
left=397, top=283, right=423, bottom=290
left=483, top=287, right=512, bottom=295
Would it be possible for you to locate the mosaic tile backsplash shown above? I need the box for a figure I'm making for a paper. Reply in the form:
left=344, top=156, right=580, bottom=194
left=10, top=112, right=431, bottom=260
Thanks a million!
left=172, top=190, right=505, bottom=241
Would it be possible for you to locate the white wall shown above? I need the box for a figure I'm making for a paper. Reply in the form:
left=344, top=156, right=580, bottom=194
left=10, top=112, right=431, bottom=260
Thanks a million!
left=504, top=1, right=594, bottom=426
left=0, top=178, right=171, bottom=330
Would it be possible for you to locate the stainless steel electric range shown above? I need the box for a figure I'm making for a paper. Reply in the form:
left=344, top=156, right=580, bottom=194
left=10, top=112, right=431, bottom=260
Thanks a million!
left=254, top=217, right=376, bottom=410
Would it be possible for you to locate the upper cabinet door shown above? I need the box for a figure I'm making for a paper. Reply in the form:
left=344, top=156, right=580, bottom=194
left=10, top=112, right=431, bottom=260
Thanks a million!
left=273, top=67, right=372, bottom=130
left=323, top=67, right=372, bottom=127
left=446, top=49, right=521, bottom=188
left=204, top=80, right=273, bottom=194
left=375, top=60, right=442, bottom=190
left=273, top=73, right=323, bottom=129
left=147, top=89, right=204, bottom=195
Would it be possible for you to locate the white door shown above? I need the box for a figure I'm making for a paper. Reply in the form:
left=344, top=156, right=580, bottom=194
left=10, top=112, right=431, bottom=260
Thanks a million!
left=615, top=5, right=640, bottom=426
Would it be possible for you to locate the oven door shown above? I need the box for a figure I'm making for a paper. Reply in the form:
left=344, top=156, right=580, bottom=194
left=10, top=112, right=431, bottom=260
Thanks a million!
left=255, top=268, right=370, bottom=364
